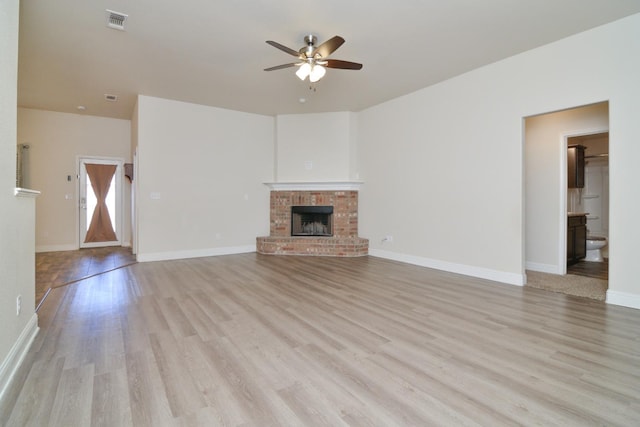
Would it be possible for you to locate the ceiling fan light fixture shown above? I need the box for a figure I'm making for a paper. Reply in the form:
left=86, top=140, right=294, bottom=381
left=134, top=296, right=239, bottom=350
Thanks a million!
left=265, top=35, right=361, bottom=83
left=296, top=63, right=312, bottom=80
left=309, top=64, right=326, bottom=83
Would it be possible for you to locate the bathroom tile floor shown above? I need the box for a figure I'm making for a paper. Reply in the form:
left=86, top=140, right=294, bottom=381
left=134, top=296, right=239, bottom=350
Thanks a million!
left=567, top=259, right=608, bottom=281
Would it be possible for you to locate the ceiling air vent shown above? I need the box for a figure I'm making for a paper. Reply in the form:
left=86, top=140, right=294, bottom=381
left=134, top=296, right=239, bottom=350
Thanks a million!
left=106, top=10, right=128, bottom=31
left=104, top=94, right=118, bottom=102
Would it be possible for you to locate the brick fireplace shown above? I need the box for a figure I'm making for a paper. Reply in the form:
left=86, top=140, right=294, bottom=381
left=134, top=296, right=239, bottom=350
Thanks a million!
left=256, top=183, right=368, bottom=257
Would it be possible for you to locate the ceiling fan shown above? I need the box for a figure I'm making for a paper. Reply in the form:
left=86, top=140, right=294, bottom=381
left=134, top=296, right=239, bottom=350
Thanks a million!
left=264, top=35, right=363, bottom=83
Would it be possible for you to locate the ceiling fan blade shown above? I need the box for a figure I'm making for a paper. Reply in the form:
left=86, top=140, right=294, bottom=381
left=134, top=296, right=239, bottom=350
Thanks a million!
left=314, top=36, right=345, bottom=58
left=324, top=59, right=363, bottom=70
left=264, top=63, right=299, bottom=71
left=266, top=40, right=300, bottom=57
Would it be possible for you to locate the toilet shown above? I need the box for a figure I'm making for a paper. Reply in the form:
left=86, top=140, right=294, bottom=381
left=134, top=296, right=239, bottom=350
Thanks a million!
left=585, top=236, right=607, bottom=262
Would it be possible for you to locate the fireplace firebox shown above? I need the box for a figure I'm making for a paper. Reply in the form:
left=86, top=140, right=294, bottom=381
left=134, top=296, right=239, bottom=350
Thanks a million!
left=291, top=206, right=333, bottom=236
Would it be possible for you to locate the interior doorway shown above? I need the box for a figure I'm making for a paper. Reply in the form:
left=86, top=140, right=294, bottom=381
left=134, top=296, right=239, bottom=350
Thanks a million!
left=524, top=101, right=609, bottom=300
left=78, top=157, right=123, bottom=248
left=566, top=131, right=609, bottom=281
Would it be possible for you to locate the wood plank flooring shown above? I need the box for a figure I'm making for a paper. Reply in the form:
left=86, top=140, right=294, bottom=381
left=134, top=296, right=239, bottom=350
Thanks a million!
left=3, top=254, right=640, bottom=426
left=35, top=247, right=137, bottom=308
left=567, top=259, right=609, bottom=281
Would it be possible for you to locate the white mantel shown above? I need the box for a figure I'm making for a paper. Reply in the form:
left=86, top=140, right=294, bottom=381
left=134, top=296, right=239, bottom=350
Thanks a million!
left=264, top=181, right=364, bottom=191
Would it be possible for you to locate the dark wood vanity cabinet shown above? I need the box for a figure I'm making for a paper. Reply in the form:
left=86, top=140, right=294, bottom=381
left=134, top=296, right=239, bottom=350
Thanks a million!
left=568, top=145, right=585, bottom=188
left=567, top=215, right=587, bottom=265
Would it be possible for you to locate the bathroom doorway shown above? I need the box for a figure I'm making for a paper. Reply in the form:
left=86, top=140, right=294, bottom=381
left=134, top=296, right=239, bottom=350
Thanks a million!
left=524, top=101, right=609, bottom=300
left=566, top=132, right=609, bottom=281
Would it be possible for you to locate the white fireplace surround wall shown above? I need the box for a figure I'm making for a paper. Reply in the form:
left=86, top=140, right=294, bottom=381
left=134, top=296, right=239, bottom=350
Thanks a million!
left=264, top=181, right=364, bottom=191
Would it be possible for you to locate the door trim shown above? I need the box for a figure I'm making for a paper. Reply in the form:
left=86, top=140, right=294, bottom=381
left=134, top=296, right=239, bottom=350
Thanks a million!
left=559, top=127, right=608, bottom=274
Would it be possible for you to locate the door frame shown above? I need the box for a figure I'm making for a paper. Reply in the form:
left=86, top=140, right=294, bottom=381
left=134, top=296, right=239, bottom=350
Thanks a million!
left=77, top=156, right=124, bottom=248
left=559, top=127, right=608, bottom=274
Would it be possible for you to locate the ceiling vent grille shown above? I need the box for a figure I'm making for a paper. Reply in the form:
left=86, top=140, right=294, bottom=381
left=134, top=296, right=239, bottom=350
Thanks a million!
left=106, top=10, right=128, bottom=31
left=104, top=94, right=118, bottom=102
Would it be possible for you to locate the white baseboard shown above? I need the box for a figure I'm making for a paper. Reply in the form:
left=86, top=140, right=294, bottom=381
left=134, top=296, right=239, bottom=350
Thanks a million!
left=606, top=290, right=640, bottom=310
left=137, top=245, right=256, bottom=263
left=0, top=314, right=39, bottom=402
left=525, top=261, right=562, bottom=274
left=37, top=243, right=133, bottom=253
left=36, top=244, right=77, bottom=253
left=369, top=249, right=525, bottom=286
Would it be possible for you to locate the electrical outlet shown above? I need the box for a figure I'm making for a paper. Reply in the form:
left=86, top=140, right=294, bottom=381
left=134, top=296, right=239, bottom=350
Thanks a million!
left=382, top=235, right=393, bottom=243
left=16, top=295, right=22, bottom=316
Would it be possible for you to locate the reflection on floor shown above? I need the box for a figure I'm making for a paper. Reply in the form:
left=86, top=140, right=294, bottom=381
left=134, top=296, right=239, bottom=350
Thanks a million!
left=36, top=246, right=136, bottom=309
left=567, top=259, right=608, bottom=281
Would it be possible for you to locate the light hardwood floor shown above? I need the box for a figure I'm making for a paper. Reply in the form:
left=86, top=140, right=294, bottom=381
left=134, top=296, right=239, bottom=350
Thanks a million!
left=35, top=247, right=137, bottom=308
left=3, top=254, right=640, bottom=426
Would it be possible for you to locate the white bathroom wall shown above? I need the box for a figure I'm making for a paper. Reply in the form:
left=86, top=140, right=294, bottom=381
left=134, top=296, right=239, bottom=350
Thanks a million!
left=135, top=95, right=273, bottom=261
left=358, top=14, right=640, bottom=308
left=275, top=112, right=357, bottom=182
left=583, top=159, right=609, bottom=238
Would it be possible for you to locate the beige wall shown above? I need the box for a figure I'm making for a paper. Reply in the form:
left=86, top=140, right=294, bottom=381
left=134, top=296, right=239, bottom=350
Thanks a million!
left=275, top=112, right=358, bottom=182
left=17, top=108, right=132, bottom=251
left=135, top=95, right=273, bottom=261
left=525, top=102, right=608, bottom=273
left=358, top=14, right=640, bottom=307
left=0, top=0, right=39, bottom=398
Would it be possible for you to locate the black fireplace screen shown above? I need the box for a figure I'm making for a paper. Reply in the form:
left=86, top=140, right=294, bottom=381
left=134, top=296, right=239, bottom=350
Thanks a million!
left=291, top=206, right=333, bottom=236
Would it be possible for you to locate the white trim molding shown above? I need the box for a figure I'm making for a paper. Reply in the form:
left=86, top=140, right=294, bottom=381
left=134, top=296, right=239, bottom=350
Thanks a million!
left=0, top=314, right=39, bottom=402
left=525, top=261, right=562, bottom=274
left=606, top=290, right=640, bottom=310
left=137, top=245, right=256, bottom=263
left=370, top=249, right=525, bottom=286
left=264, top=181, right=364, bottom=191
left=36, top=244, right=79, bottom=253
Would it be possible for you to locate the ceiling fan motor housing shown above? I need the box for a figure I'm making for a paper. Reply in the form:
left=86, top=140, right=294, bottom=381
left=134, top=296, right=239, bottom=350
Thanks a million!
left=301, top=35, right=318, bottom=58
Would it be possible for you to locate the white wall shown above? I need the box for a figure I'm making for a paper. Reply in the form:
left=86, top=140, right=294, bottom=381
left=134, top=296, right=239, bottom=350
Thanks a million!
left=275, top=112, right=358, bottom=182
left=358, top=65, right=524, bottom=285
left=131, top=100, right=139, bottom=254
left=525, top=102, right=608, bottom=273
left=17, top=109, right=132, bottom=251
left=358, top=14, right=640, bottom=307
left=0, top=0, right=39, bottom=400
left=135, top=95, right=273, bottom=261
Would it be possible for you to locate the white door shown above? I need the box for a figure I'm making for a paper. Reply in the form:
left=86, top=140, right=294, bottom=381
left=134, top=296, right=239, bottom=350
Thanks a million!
left=79, top=157, right=123, bottom=248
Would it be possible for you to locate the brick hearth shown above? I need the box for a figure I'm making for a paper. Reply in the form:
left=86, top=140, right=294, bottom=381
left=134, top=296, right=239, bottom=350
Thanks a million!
left=257, top=190, right=368, bottom=257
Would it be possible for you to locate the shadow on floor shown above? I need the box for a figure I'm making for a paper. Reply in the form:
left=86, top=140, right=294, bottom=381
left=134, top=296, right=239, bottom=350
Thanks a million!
left=36, top=246, right=136, bottom=309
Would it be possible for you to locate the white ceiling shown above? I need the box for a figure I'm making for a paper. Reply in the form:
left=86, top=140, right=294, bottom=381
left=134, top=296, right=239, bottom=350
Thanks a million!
left=17, top=0, right=640, bottom=120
